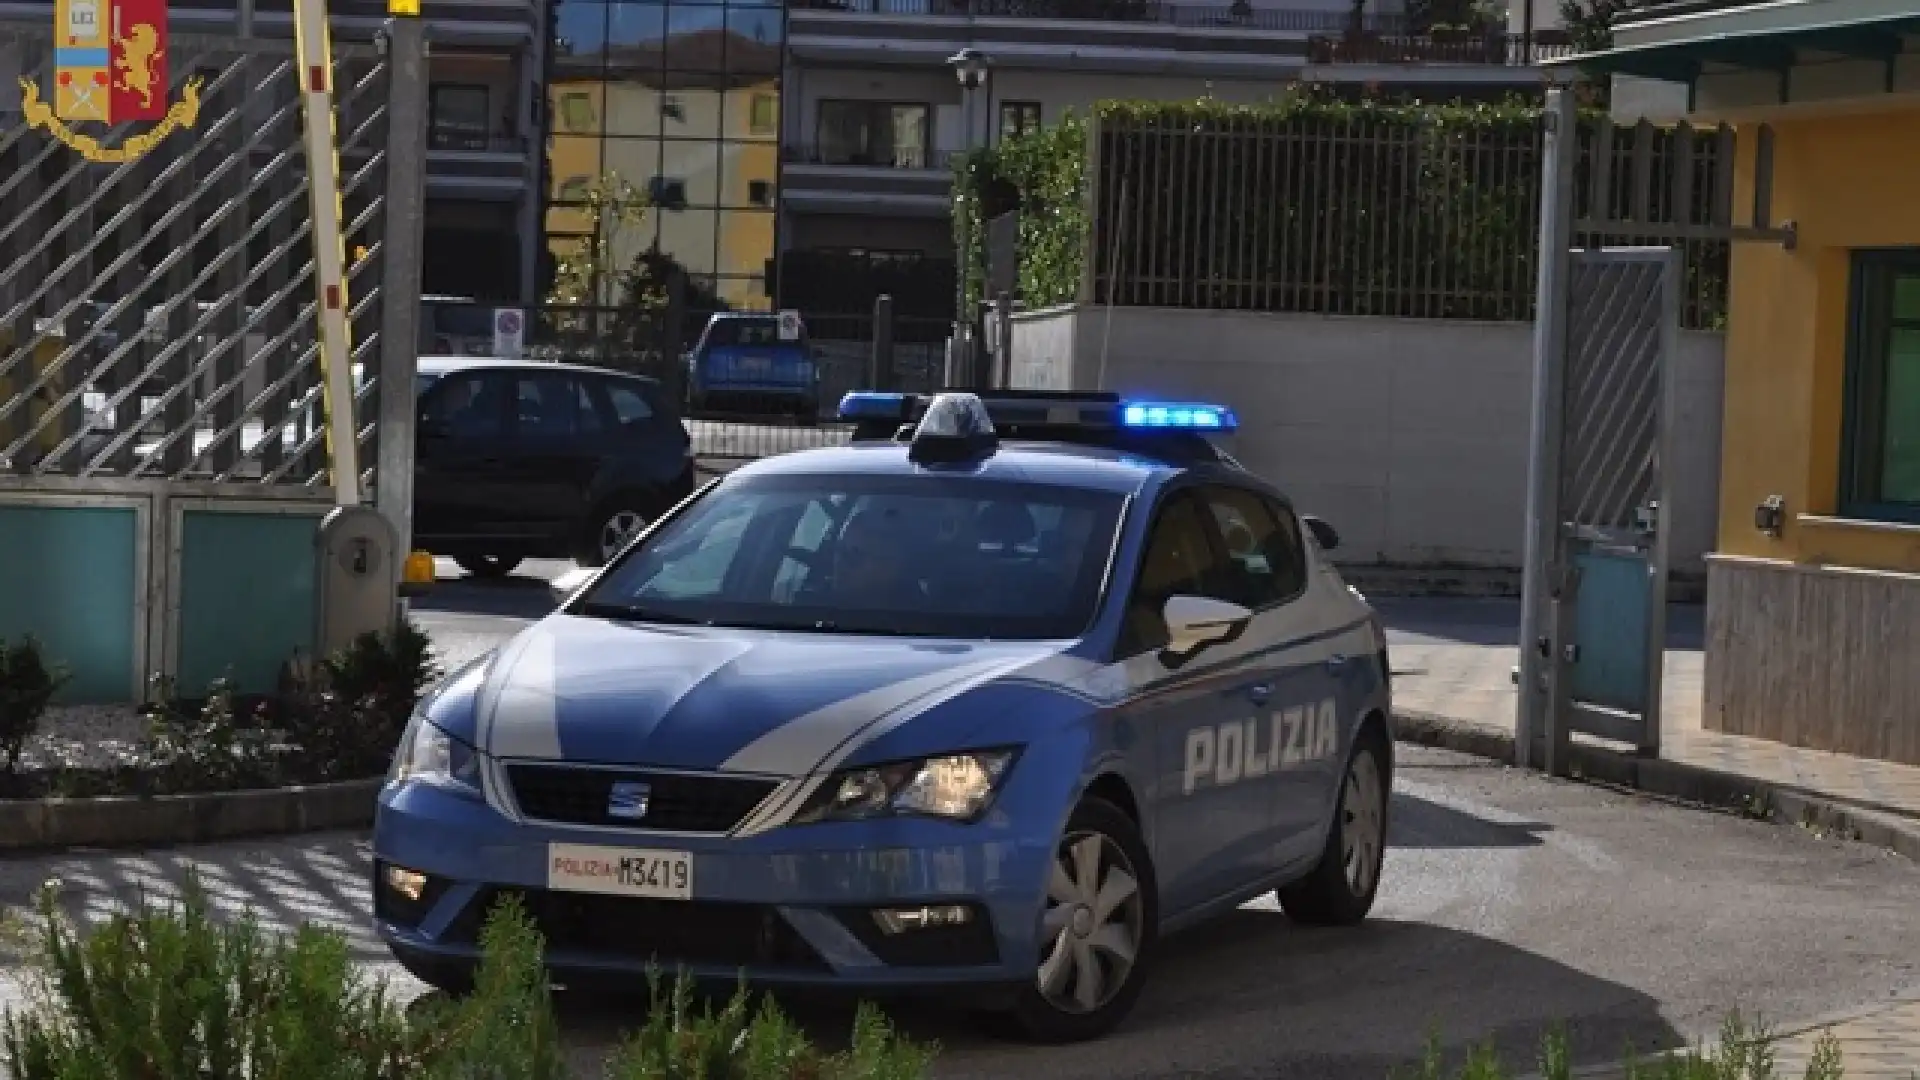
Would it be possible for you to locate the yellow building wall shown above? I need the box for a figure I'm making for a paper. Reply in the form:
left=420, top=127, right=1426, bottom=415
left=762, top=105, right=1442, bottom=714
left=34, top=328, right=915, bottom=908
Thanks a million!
left=1716, top=104, right=1920, bottom=573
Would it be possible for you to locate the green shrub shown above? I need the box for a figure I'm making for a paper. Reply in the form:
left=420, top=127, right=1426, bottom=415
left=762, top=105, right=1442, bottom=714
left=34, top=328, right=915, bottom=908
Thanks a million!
left=141, top=677, right=289, bottom=794
left=279, top=619, right=441, bottom=782
left=0, top=635, right=68, bottom=775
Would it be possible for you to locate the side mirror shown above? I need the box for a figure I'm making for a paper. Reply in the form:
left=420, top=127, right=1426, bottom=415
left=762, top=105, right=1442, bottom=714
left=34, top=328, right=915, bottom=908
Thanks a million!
left=1302, top=514, right=1340, bottom=552
left=1161, top=594, right=1252, bottom=662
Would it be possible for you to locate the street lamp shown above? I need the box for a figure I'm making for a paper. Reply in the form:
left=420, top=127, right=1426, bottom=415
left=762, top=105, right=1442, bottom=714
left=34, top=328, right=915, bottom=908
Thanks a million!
left=948, top=48, right=992, bottom=387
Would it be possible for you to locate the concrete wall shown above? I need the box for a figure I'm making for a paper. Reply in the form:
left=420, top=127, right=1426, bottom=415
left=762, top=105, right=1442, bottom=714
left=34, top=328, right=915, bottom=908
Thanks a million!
left=1010, top=305, right=1726, bottom=572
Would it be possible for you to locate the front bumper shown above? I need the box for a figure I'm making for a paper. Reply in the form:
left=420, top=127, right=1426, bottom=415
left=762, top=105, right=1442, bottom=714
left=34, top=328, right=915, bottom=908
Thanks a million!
left=371, top=780, right=1056, bottom=994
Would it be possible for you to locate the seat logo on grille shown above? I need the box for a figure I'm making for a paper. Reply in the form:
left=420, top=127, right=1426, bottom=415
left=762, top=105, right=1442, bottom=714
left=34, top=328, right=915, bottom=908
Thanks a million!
left=607, top=780, right=651, bottom=820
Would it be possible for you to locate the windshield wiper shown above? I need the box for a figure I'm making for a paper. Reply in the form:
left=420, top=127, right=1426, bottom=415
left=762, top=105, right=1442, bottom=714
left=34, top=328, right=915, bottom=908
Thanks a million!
left=575, top=601, right=704, bottom=625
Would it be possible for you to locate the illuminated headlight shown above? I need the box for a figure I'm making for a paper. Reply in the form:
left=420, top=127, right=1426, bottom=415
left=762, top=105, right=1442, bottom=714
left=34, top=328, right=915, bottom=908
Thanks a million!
left=389, top=711, right=483, bottom=792
left=793, top=750, right=1016, bottom=824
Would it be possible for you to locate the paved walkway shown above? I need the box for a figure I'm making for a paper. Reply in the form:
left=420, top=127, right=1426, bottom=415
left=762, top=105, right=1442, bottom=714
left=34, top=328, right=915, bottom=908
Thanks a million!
left=1380, top=598, right=1920, bottom=824
left=1563, top=997, right=1920, bottom=1079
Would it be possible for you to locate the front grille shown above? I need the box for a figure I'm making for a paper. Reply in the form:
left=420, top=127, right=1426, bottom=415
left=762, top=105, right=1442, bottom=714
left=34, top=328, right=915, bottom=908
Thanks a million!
left=448, top=888, right=829, bottom=972
left=506, top=764, right=777, bottom=833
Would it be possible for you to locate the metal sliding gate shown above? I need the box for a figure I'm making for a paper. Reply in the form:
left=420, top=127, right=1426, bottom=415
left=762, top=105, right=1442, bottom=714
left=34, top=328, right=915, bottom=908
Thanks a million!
left=1516, top=84, right=1794, bottom=774
left=0, top=17, right=426, bottom=701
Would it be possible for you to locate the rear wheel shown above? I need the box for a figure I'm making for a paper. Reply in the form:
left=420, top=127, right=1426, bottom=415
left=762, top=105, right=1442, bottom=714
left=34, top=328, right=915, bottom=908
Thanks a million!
left=1278, top=724, right=1389, bottom=926
left=991, top=796, right=1156, bottom=1044
left=577, top=498, right=652, bottom=567
left=454, top=555, right=521, bottom=580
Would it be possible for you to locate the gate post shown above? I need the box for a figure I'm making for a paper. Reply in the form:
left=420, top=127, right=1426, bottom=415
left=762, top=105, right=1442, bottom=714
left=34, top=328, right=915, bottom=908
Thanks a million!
left=1517, top=84, right=1579, bottom=775
left=869, top=293, right=893, bottom=391
left=375, top=12, right=429, bottom=570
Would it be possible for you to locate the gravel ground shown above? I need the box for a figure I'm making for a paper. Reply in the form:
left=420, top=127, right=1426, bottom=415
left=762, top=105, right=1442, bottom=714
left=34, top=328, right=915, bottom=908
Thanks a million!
left=18, top=705, right=148, bottom=772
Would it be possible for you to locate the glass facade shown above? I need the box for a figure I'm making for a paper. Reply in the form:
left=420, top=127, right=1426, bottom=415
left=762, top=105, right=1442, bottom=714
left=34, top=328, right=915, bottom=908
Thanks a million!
left=545, top=0, right=782, bottom=314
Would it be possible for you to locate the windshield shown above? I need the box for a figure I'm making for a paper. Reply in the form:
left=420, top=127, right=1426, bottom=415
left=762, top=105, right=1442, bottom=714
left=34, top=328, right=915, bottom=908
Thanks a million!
left=703, top=317, right=798, bottom=349
left=577, top=473, right=1125, bottom=639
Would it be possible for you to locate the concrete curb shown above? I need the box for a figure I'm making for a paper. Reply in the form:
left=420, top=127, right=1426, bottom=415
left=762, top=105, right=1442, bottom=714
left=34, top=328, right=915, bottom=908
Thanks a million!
left=0, top=777, right=381, bottom=855
left=1392, top=710, right=1920, bottom=865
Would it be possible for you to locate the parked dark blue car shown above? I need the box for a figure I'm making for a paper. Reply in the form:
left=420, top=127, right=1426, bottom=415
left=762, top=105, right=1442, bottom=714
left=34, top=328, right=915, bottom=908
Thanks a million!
left=683, top=312, right=821, bottom=422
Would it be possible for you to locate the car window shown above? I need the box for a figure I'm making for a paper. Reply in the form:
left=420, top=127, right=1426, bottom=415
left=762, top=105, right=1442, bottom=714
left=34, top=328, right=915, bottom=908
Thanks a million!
left=1200, top=486, right=1307, bottom=609
left=704, top=318, right=791, bottom=349
left=603, top=379, right=655, bottom=425
left=515, top=372, right=591, bottom=440
left=579, top=474, right=1125, bottom=640
left=1119, top=492, right=1229, bottom=657
left=421, top=371, right=509, bottom=442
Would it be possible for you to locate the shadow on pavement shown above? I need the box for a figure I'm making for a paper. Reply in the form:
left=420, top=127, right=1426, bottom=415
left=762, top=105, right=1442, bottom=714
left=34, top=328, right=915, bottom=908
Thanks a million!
left=410, top=575, right=562, bottom=621
left=542, top=913, right=1682, bottom=1080
left=1389, top=793, right=1551, bottom=849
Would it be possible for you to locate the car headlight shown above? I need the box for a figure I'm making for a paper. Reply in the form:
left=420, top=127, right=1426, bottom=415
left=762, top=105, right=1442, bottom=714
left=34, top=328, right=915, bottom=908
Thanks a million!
left=792, top=750, right=1017, bottom=824
left=389, top=713, right=483, bottom=792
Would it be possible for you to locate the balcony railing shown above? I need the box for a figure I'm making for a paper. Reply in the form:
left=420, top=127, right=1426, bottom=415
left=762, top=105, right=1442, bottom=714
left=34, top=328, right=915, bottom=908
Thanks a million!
left=791, top=0, right=1409, bottom=35
left=1305, top=32, right=1577, bottom=65
left=784, top=144, right=953, bottom=169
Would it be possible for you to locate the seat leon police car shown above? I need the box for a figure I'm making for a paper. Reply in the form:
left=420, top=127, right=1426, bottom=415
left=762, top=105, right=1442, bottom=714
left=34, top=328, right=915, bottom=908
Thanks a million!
left=373, top=390, right=1394, bottom=1043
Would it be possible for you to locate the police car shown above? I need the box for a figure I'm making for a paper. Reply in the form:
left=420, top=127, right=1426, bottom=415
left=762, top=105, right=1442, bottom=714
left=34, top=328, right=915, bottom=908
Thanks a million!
left=373, top=390, right=1393, bottom=1043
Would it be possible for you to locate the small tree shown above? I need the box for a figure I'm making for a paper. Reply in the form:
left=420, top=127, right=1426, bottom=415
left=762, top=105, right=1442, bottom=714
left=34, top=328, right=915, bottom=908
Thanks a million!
left=1559, top=0, right=1636, bottom=50
left=545, top=172, right=651, bottom=341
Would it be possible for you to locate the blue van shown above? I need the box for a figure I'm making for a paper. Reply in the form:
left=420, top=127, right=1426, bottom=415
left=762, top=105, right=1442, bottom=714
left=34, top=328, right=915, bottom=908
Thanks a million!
left=683, top=312, right=820, bottom=422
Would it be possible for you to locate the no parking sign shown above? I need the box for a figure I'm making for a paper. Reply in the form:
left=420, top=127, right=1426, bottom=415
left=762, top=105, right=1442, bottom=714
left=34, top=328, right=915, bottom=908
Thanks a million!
left=493, top=307, right=524, bottom=360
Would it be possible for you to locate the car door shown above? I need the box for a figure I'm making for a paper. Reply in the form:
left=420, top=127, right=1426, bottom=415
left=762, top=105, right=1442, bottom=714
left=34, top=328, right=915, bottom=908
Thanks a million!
left=1119, top=489, right=1271, bottom=917
left=505, top=370, right=607, bottom=546
left=593, top=374, right=693, bottom=491
left=414, top=369, right=514, bottom=544
left=1197, top=484, right=1333, bottom=872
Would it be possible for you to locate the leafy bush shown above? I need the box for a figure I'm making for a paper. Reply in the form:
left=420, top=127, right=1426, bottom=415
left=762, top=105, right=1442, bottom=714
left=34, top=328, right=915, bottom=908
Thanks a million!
left=141, top=677, right=290, bottom=795
left=0, top=876, right=940, bottom=1080
left=279, top=620, right=440, bottom=782
left=0, top=635, right=67, bottom=775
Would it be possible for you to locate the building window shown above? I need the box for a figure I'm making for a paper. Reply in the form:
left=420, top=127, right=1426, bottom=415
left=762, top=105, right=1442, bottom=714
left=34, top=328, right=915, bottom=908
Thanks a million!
left=554, top=175, right=592, bottom=202
left=649, top=176, right=688, bottom=210
left=747, top=179, right=773, bottom=207
left=749, top=93, right=777, bottom=136
left=816, top=100, right=930, bottom=169
left=999, top=100, right=1042, bottom=141
left=1842, top=250, right=1920, bottom=520
left=558, top=92, right=595, bottom=134
left=661, top=95, right=685, bottom=122
left=429, top=83, right=491, bottom=151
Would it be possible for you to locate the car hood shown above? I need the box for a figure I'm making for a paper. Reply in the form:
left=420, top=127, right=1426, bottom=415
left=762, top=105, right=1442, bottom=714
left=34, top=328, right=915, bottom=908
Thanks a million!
left=470, top=613, right=1087, bottom=775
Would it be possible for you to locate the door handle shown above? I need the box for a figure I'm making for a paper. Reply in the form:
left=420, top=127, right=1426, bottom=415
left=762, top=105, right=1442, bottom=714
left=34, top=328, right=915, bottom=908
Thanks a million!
left=1246, top=682, right=1273, bottom=706
left=1325, top=654, right=1349, bottom=672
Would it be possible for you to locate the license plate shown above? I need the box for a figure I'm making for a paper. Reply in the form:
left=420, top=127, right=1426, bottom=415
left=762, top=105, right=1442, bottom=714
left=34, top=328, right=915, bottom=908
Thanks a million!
left=547, top=844, right=693, bottom=900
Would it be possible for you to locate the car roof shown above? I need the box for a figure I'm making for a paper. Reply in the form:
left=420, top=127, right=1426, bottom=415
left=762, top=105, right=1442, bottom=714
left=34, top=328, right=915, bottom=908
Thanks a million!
left=416, top=355, right=651, bottom=382
left=724, top=439, right=1184, bottom=496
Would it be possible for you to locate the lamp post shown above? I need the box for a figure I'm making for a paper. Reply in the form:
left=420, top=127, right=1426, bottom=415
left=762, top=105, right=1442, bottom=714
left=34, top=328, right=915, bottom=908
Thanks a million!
left=948, top=47, right=991, bottom=388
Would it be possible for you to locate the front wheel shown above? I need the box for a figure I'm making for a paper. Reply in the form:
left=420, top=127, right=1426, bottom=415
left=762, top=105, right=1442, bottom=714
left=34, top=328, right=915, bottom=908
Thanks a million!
left=1278, top=725, right=1389, bottom=926
left=992, top=796, right=1157, bottom=1044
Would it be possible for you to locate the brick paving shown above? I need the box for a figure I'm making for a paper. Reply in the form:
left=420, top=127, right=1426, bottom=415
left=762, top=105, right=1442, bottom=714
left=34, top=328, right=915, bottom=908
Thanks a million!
left=1383, top=600, right=1920, bottom=823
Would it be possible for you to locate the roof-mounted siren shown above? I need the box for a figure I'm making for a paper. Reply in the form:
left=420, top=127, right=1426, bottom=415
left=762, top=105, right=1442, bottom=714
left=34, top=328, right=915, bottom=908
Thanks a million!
left=838, top=391, right=920, bottom=442
left=908, top=392, right=999, bottom=465
left=1118, top=401, right=1239, bottom=433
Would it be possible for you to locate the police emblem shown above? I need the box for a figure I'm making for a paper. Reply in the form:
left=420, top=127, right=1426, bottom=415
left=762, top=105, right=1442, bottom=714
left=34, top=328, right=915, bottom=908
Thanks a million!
left=18, top=0, right=202, bottom=164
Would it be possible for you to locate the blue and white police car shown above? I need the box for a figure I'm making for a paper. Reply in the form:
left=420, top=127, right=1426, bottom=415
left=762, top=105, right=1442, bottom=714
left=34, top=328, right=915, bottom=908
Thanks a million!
left=373, top=389, right=1393, bottom=1043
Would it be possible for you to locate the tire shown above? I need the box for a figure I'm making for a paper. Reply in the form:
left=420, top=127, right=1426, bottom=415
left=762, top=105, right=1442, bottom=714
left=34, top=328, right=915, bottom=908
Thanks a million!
left=1278, top=723, right=1390, bottom=927
left=454, top=555, right=522, bottom=580
left=577, top=497, right=653, bottom=568
left=991, top=796, right=1157, bottom=1044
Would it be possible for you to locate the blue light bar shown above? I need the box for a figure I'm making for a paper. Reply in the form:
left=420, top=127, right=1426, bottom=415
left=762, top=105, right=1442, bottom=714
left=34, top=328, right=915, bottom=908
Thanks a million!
left=838, top=391, right=911, bottom=420
left=1119, top=401, right=1238, bottom=433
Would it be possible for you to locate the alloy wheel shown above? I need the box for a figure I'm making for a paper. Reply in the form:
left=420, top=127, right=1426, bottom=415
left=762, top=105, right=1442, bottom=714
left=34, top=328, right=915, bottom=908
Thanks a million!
left=1037, top=831, right=1145, bottom=1015
left=1342, top=748, right=1386, bottom=897
left=598, top=509, right=648, bottom=563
